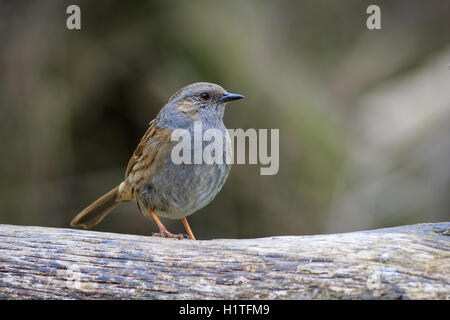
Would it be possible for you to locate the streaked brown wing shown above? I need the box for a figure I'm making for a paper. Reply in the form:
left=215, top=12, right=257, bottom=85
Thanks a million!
left=125, top=119, right=157, bottom=178
left=125, top=119, right=174, bottom=181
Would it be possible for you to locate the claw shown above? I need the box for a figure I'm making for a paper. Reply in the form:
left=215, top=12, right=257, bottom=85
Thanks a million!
left=152, top=230, right=188, bottom=240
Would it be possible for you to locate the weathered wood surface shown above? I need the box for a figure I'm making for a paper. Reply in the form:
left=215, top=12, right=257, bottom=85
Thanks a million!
left=0, top=223, right=448, bottom=299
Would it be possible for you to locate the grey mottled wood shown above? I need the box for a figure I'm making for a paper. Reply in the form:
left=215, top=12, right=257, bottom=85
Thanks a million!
left=0, top=223, right=449, bottom=299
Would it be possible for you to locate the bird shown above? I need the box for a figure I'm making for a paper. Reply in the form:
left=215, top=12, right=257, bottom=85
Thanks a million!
left=70, top=82, right=244, bottom=240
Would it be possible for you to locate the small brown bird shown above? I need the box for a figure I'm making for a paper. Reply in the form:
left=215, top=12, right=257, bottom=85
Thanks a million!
left=70, top=82, right=244, bottom=239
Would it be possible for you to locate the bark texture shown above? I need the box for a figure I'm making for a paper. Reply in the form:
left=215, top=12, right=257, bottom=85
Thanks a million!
left=0, top=223, right=449, bottom=299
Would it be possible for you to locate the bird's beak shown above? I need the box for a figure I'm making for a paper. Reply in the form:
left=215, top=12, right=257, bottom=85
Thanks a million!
left=219, top=92, right=245, bottom=102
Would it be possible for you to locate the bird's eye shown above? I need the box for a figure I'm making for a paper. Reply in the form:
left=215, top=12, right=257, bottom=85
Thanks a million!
left=200, top=92, right=209, bottom=100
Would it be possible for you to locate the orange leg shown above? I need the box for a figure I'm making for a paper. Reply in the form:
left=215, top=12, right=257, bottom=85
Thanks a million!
left=149, top=210, right=185, bottom=239
left=181, top=217, right=196, bottom=240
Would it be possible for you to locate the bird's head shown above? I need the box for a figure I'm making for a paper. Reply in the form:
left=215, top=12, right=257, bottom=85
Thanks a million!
left=158, top=82, right=244, bottom=128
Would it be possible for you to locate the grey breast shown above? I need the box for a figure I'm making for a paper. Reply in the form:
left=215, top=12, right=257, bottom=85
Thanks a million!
left=140, top=124, right=231, bottom=219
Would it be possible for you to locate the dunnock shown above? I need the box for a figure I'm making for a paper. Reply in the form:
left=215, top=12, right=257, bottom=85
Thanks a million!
left=71, top=82, right=244, bottom=240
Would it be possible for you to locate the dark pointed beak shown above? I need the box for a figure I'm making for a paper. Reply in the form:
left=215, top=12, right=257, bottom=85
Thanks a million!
left=219, top=92, right=245, bottom=102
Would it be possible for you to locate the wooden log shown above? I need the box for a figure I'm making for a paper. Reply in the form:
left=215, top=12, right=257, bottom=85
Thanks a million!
left=0, top=223, right=448, bottom=299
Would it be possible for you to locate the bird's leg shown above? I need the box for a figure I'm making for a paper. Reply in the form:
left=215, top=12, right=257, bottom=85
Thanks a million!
left=149, top=210, right=187, bottom=239
left=181, top=217, right=196, bottom=240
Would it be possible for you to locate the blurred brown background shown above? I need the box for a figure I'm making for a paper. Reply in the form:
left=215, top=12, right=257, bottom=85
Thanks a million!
left=0, top=0, right=449, bottom=239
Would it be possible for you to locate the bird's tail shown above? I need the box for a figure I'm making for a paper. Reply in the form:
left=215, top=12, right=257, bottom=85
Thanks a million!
left=71, top=186, right=121, bottom=229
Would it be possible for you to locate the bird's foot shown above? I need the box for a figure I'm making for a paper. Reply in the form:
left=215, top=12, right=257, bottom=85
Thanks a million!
left=152, top=230, right=189, bottom=240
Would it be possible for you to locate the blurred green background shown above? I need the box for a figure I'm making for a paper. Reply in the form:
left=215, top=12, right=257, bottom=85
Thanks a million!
left=0, top=0, right=449, bottom=239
